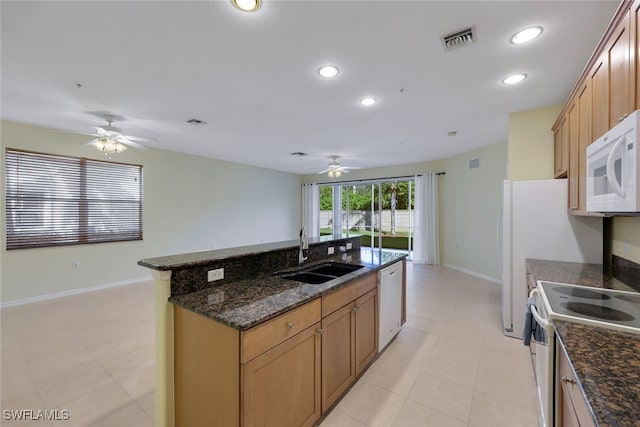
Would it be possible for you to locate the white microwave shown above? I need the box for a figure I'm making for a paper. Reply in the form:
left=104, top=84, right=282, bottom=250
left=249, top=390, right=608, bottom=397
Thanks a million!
left=586, top=110, right=639, bottom=213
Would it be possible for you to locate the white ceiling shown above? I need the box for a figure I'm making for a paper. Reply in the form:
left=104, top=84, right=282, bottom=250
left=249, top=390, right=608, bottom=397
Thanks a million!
left=1, top=1, right=620, bottom=175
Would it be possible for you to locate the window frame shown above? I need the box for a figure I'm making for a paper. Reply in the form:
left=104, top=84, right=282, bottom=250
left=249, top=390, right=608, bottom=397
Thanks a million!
left=5, top=148, right=143, bottom=250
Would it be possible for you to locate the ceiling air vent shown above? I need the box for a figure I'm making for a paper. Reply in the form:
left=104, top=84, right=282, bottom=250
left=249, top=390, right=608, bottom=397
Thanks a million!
left=186, top=118, right=207, bottom=126
left=469, top=158, right=480, bottom=169
left=441, top=26, right=476, bottom=52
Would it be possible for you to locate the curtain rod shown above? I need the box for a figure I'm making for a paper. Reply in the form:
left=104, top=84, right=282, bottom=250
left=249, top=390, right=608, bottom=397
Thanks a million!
left=307, top=172, right=445, bottom=186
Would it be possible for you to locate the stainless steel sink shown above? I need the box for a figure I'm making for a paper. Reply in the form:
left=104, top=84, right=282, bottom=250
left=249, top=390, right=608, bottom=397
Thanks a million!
left=278, top=262, right=364, bottom=284
left=306, top=263, right=363, bottom=277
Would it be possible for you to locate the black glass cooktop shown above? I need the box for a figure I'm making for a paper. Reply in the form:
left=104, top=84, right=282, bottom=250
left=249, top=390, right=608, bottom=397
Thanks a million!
left=539, top=281, right=640, bottom=333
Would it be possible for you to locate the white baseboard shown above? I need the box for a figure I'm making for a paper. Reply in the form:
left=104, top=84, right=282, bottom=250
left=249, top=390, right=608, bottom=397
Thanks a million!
left=0, top=276, right=152, bottom=309
left=442, top=263, right=502, bottom=285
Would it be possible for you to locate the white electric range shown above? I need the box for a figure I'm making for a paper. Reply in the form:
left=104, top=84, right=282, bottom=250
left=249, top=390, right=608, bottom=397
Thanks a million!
left=528, top=281, right=640, bottom=427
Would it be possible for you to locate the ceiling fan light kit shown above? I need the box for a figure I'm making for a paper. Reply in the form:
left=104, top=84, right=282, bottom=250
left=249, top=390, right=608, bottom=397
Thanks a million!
left=92, top=137, right=127, bottom=157
left=84, top=114, right=152, bottom=157
left=319, top=155, right=361, bottom=179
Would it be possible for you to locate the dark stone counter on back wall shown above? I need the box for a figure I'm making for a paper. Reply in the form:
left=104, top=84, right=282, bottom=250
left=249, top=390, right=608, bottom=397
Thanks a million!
left=527, top=257, right=640, bottom=427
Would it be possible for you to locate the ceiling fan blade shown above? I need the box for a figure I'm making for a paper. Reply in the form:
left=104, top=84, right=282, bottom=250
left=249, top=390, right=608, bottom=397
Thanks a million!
left=85, top=138, right=99, bottom=146
left=118, top=137, right=148, bottom=150
left=124, top=135, right=156, bottom=142
left=318, top=168, right=331, bottom=174
left=342, top=166, right=361, bottom=170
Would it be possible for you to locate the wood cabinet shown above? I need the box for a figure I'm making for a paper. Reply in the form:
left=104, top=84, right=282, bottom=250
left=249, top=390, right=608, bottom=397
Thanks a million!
left=321, top=274, right=378, bottom=411
left=554, top=0, right=637, bottom=215
left=589, top=55, right=609, bottom=141
left=242, top=322, right=321, bottom=427
left=173, top=269, right=389, bottom=427
left=174, top=298, right=323, bottom=427
left=567, top=101, right=578, bottom=207
left=568, top=80, right=592, bottom=213
left=607, top=9, right=634, bottom=127
left=556, top=338, right=596, bottom=427
left=553, top=115, right=569, bottom=178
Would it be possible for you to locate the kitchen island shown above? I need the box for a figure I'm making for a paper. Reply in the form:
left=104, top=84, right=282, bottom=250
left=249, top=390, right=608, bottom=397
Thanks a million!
left=526, top=259, right=640, bottom=427
left=138, top=235, right=407, bottom=427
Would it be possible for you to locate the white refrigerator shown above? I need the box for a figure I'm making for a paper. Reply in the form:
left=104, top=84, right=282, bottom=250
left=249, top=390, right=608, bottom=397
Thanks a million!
left=501, top=179, right=603, bottom=338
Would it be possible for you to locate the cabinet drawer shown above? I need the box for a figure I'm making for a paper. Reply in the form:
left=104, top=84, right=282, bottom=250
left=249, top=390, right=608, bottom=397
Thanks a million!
left=241, top=298, right=321, bottom=363
left=558, top=344, right=596, bottom=427
left=322, top=273, right=377, bottom=318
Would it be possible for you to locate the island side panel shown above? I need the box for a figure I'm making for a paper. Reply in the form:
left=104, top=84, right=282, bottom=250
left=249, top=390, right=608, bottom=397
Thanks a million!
left=151, top=270, right=174, bottom=427
left=174, top=306, right=240, bottom=427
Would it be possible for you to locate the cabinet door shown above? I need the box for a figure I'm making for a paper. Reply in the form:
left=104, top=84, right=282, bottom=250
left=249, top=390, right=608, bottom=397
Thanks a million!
left=607, top=10, right=633, bottom=127
left=590, top=55, right=609, bottom=141
left=553, top=125, right=563, bottom=178
left=554, top=116, right=568, bottom=178
left=242, top=323, right=322, bottom=427
left=576, top=81, right=591, bottom=212
left=355, top=288, right=378, bottom=376
left=321, top=303, right=356, bottom=411
left=567, top=101, right=579, bottom=209
left=557, top=339, right=596, bottom=427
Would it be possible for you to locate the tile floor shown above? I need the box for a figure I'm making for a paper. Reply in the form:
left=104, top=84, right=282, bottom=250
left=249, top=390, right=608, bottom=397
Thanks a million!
left=1, top=263, right=538, bottom=427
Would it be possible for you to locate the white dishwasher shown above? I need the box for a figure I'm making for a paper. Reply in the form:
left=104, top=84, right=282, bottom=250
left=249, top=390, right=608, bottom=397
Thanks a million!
left=378, top=261, right=403, bottom=352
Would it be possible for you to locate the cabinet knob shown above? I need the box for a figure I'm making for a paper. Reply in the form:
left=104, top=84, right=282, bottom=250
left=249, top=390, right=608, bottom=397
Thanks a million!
left=351, top=307, right=358, bottom=313
left=561, top=375, right=576, bottom=385
left=287, top=322, right=294, bottom=329
left=620, top=114, right=628, bottom=122
left=317, top=328, right=323, bottom=335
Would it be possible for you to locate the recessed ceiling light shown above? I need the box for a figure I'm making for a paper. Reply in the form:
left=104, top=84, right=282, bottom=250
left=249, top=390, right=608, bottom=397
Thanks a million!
left=502, top=73, right=527, bottom=85
left=360, top=97, right=377, bottom=106
left=231, top=0, right=260, bottom=12
left=317, top=65, right=339, bottom=78
left=510, top=26, right=543, bottom=44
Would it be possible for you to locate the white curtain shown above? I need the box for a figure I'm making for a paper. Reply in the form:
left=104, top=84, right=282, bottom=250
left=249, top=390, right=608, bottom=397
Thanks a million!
left=302, top=183, right=320, bottom=237
left=413, top=173, right=440, bottom=265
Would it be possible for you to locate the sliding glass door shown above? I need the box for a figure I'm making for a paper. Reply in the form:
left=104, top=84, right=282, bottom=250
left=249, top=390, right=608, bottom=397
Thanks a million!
left=319, top=179, right=414, bottom=257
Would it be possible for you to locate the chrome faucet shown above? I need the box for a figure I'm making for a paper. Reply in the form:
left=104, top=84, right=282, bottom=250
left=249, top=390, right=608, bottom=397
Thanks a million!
left=299, top=227, right=309, bottom=267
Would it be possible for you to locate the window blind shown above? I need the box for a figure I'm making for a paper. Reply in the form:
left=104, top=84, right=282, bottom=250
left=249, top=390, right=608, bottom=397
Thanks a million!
left=5, top=149, right=143, bottom=249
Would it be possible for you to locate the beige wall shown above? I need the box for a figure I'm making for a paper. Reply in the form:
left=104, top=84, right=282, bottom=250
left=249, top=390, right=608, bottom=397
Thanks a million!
left=302, top=142, right=507, bottom=282
left=507, top=105, right=640, bottom=268
left=440, top=141, right=507, bottom=281
left=507, top=105, right=562, bottom=181
left=611, top=217, right=640, bottom=264
left=1, top=121, right=302, bottom=303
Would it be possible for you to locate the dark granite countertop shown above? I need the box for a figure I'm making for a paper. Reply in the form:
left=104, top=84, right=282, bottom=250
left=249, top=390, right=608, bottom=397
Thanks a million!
left=526, top=259, right=635, bottom=292
left=138, top=234, right=357, bottom=271
left=527, top=259, right=640, bottom=427
left=555, top=321, right=640, bottom=427
left=170, top=248, right=407, bottom=331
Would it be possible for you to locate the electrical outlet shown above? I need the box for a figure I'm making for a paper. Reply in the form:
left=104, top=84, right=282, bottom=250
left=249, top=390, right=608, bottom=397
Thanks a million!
left=624, top=239, right=630, bottom=253
left=346, top=242, right=353, bottom=250
left=328, top=246, right=335, bottom=255
left=208, top=268, right=224, bottom=282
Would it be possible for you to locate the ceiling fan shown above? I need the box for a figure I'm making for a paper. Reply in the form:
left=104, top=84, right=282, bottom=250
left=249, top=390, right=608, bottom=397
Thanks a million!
left=318, top=155, right=361, bottom=178
left=86, top=114, right=153, bottom=157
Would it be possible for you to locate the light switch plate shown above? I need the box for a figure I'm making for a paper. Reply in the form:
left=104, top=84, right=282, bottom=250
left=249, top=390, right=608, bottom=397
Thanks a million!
left=328, top=247, right=335, bottom=255
left=346, top=242, right=353, bottom=250
left=208, top=268, right=224, bottom=282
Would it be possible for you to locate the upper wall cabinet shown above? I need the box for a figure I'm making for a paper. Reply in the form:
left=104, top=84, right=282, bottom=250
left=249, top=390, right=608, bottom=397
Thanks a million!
left=554, top=0, right=638, bottom=215
left=607, top=9, right=634, bottom=127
